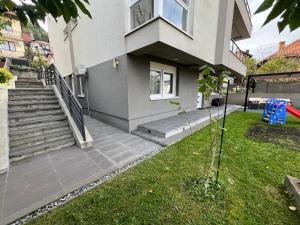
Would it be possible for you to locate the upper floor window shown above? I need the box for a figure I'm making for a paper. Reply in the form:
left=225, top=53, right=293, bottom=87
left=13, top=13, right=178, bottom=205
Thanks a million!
left=163, top=0, right=188, bottom=31
left=130, top=0, right=189, bottom=32
left=4, top=24, right=13, bottom=32
left=0, top=41, right=16, bottom=51
left=130, top=0, right=154, bottom=29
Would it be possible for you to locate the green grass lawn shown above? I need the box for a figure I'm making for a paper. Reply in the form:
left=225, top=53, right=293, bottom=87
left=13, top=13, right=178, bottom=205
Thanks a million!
left=29, top=112, right=300, bottom=225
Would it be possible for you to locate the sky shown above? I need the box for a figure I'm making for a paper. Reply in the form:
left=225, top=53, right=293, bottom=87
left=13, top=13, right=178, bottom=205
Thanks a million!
left=237, top=0, right=300, bottom=60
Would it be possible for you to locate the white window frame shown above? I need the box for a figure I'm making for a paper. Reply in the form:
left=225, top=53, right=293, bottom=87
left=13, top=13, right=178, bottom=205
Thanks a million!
left=150, top=62, right=177, bottom=100
left=129, top=0, right=190, bottom=32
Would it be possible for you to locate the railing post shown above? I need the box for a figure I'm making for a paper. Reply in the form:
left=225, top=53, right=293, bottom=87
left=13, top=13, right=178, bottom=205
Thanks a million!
left=68, top=89, right=72, bottom=116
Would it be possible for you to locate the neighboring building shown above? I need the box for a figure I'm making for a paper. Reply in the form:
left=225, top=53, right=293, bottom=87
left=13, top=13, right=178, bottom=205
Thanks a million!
left=48, top=0, right=252, bottom=132
left=0, top=13, right=25, bottom=58
left=262, top=40, right=300, bottom=70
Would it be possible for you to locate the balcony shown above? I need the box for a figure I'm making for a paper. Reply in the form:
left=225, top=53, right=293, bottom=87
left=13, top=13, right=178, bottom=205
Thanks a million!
left=126, top=0, right=221, bottom=66
left=230, top=39, right=247, bottom=65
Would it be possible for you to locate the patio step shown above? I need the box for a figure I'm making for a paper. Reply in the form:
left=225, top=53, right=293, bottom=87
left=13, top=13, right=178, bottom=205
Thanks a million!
left=8, top=86, right=76, bottom=161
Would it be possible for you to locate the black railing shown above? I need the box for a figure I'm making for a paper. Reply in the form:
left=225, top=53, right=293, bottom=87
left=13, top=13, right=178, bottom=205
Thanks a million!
left=45, top=64, right=86, bottom=141
left=244, top=0, right=251, bottom=19
left=230, top=39, right=247, bottom=64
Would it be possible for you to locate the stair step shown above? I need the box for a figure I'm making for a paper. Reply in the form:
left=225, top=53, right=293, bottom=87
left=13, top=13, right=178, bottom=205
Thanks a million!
left=9, top=121, right=69, bottom=135
left=9, top=109, right=63, bottom=119
left=9, top=137, right=75, bottom=160
left=9, top=114, right=66, bottom=127
left=15, top=85, right=44, bottom=88
left=10, top=126, right=70, bottom=141
left=10, top=129, right=73, bottom=148
left=9, top=95, right=57, bottom=101
left=8, top=99, right=58, bottom=106
left=17, top=78, right=39, bottom=82
left=8, top=104, right=61, bottom=113
left=10, top=133, right=73, bottom=151
left=8, top=89, right=54, bottom=95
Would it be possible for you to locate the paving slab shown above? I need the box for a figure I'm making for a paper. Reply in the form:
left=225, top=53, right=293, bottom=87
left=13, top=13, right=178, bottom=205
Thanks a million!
left=133, top=105, right=240, bottom=146
left=0, top=116, right=161, bottom=225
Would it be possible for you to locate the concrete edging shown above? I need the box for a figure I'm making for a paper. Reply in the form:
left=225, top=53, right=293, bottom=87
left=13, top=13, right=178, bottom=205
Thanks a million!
left=284, top=175, right=300, bottom=215
left=52, top=85, right=93, bottom=149
left=0, top=87, right=9, bottom=174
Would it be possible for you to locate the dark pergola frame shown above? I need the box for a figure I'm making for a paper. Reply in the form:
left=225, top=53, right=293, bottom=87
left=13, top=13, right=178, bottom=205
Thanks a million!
left=243, top=71, right=300, bottom=112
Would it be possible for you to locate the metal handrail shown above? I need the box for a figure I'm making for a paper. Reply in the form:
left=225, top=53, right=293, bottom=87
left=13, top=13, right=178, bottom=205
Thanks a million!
left=244, top=0, right=251, bottom=19
left=45, top=64, right=86, bottom=141
left=230, top=39, right=247, bottom=64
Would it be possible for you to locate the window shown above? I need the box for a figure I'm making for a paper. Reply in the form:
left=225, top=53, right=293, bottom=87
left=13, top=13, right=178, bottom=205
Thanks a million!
left=5, top=24, right=13, bottom=32
left=0, top=41, right=16, bottom=51
left=130, top=0, right=154, bottom=29
left=163, top=0, right=188, bottom=31
left=9, top=42, right=16, bottom=51
left=0, top=41, right=9, bottom=51
left=150, top=62, right=177, bottom=99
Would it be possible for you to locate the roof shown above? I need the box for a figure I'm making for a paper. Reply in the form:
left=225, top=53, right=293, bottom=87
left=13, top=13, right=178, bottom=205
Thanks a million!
left=269, top=39, right=300, bottom=58
left=22, top=33, right=33, bottom=43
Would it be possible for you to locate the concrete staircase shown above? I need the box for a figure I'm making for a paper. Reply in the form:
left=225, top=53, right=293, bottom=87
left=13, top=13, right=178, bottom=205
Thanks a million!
left=15, top=78, right=44, bottom=88
left=8, top=86, right=76, bottom=161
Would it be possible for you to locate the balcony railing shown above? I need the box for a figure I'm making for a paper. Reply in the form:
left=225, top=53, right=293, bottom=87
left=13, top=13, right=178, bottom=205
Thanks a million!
left=230, top=39, right=247, bottom=64
left=244, top=0, right=251, bottom=19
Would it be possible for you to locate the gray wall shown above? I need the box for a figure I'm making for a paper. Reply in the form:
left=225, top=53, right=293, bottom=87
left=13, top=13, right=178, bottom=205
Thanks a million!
left=78, top=56, right=130, bottom=131
left=75, top=54, right=199, bottom=132
left=126, top=55, right=198, bottom=131
left=228, top=93, right=300, bottom=109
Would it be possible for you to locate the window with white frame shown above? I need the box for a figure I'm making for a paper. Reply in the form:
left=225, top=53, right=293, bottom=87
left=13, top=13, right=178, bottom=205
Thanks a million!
left=130, top=0, right=154, bottom=29
left=163, top=0, right=189, bottom=31
left=150, top=62, right=177, bottom=99
left=129, top=0, right=190, bottom=32
left=0, top=41, right=16, bottom=51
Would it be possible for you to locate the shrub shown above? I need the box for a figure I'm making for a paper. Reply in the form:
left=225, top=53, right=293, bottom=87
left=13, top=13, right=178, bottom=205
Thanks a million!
left=0, top=68, right=13, bottom=83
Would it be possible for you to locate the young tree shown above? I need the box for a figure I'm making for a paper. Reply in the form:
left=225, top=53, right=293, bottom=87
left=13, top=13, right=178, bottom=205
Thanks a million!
left=0, top=0, right=91, bottom=26
left=257, top=57, right=299, bottom=74
left=256, top=0, right=300, bottom=32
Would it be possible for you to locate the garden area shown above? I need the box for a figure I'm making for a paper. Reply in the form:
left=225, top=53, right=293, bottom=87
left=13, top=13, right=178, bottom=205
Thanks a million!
left=28, top=112, right=300, bottom=225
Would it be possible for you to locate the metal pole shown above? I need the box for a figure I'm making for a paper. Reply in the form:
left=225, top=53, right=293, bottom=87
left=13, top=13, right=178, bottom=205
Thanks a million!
left=216, top=80, right=230, bottom=184
left=244, top=75, right=251, bottom=112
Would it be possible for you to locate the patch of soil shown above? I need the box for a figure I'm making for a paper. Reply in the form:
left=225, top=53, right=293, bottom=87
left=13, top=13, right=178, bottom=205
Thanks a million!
left=247, top=123, right=300, bottom=151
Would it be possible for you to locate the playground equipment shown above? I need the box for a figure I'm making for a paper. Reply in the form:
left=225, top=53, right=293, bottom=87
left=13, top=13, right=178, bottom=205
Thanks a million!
left=262, top=99, right=300, bottom=124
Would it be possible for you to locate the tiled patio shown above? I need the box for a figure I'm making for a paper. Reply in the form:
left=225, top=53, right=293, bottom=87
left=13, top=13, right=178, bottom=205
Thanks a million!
left=0, top=116, right=161, bottom=225
left=133, top=105, right=240, bottom=146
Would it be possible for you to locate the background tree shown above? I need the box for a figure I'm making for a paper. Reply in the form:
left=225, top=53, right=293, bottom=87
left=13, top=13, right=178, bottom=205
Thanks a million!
left=25, top=46, right=34, bottom=61
left=245, top=56, right=257, bottom=76
left=257, top=57, right=299, bottom=74
left=30, top=50, right=48, bottom=69
left=256, top=0, right=300, bottom=32
left=22, top=21, right=48, bottom=42
left=0, top=0, right=92, bottom=26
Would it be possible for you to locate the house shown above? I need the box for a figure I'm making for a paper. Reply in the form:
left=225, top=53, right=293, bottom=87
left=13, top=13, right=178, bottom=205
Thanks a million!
left=0, top=13, right=25, bottom=58
left=48, top=0, right=252, bottom=132
left=265, top=40, right=300, bottom=70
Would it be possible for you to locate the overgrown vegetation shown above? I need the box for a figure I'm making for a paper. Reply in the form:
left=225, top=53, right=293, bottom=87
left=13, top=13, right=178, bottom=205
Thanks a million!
left=28, top=112, right=300, bottom=225
left=0, top=67, right=13, bottom=83
left=22, top=22, right=49, bottom=42
left=246, top=56, right=300, bottom=75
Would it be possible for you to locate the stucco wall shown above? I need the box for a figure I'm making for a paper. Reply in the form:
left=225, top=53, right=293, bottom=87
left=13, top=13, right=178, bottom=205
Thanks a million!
left=126, top=55, right=198, bottom=131
left=75, top=54, right=198, bottom=132
left=47, top=17, right=72, bottom=76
